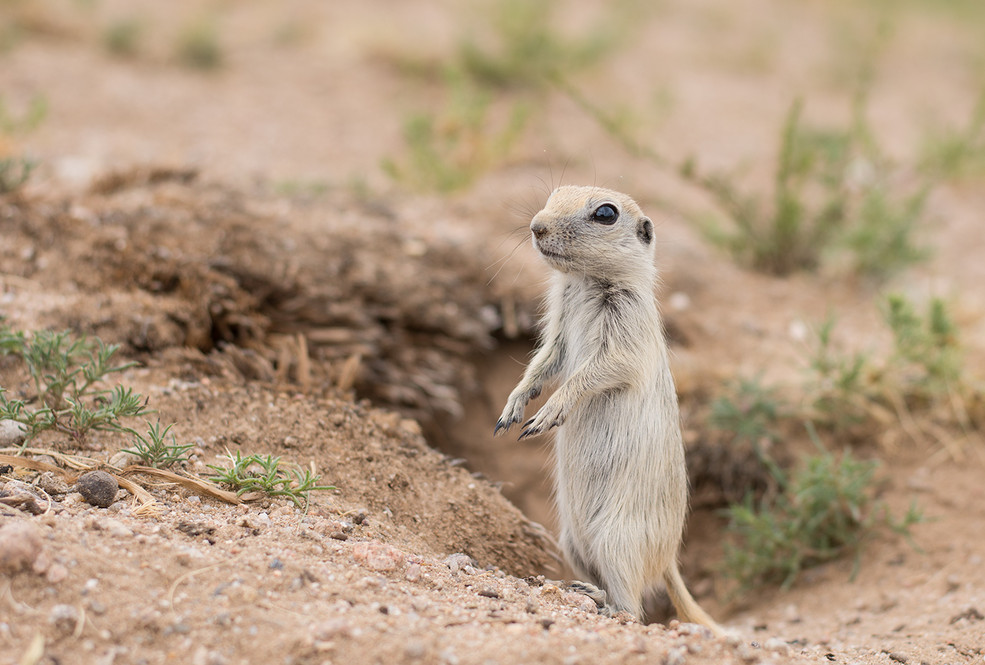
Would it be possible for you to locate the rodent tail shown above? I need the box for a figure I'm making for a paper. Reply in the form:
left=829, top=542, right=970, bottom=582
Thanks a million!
left=663, top=565, right=724, bottom=637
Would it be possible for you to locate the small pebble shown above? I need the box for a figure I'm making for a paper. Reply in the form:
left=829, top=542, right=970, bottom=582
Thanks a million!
left=0, top=419, right=27, bottom=446
left=404, top=640, right=427, bottom=659
left=46, top=563, right=69, bottom=584
left=49, top=604, right=80, bottom=635
left=310, top=618, right=352, bottom=641
left=0, top=521, right=43, bottom=573
left=664, top=646, right=687, bottom=665
left=37, top=471, right=70, bottom=495
left=76, top=471, right=119, bottom=508
left=764, top=638, right=790, bottom=655
left=351, top=541, right=406, bottom=571
left=102, top=518, right=134, bottom=538
left=31, top=550, right=50, bottom=575
left=108, top=451, right=142, bottom=469
left=443, top=553, right=476, bottom=574
left=0, top=482, right=44, bottom=514
left=539, top=584, right=563, bottom=602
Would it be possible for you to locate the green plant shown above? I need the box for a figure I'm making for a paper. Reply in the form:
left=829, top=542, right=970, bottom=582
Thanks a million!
left=176, top=18, right=221, bottom=70
left=806, top=316, right=876, bottom=430
left=0, top=94, right=47, bottom=135
left=207, top=451, right=334, bottom=509
left=687, top=99, right=929, bottom=278
left=565, top=76, right=930, bottom=279
left=0, top=156, right=35, bottom=194
left=382, top=73, right=529, bottom=192
left=842, top=186, right=930, bottom=279
left=273, top=178, right=331, bottom=200
left=103, top=18, right=143, bottom=57
left=919, top=89, right=985, bottom=179
left=722, top=426, right=921, bottom=591
left=456, top=0, right=627, bottom=90
left=883, top=294, right=962, bottom=396
left=0, top=94, right=47, bottom=194
left=708, top=377, right=785, bottom=451
left=0, top=325, right=148, bottom=445
left=121, top=421, right=192, bottom=469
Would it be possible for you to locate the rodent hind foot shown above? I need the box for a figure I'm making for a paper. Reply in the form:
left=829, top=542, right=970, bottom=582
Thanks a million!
left=567, top=581, right=607, bottom=609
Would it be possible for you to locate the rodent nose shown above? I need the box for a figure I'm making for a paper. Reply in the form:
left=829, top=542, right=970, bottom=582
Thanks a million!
left=531, top=221, right=548, bottom=239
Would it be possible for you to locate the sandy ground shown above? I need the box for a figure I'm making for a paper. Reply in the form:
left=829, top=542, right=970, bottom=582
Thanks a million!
left=1, top=1, right=984, bottom=664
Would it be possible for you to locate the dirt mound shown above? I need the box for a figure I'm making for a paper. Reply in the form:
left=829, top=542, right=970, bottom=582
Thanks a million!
left=1, top=173, right=535, bottom=430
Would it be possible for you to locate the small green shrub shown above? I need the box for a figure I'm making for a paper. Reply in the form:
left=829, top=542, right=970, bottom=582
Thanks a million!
left=457, top=0, right=625, bottom=90
left=0, top=156, right=35, bottom=194
left=0, top=94, right=47, bottom=195
left=883, top=294, right=962, bottom=396
left=723, top=427, right=921, bottom=591
left=176, top=19, right=222, bottom=70
left=806, top=317, right=875, bottom=430
left=121, top=421, right=192, bottom=469
left=0, top=324, right=148, bottom=445
left=919, top=88, right=985, bottom=179
left=103, top=18, right=143, bottom=57
left=804, top=294, right=975, bottom=446
left=208, top=451, right=334, bottom=509
left=689, top=99, right=929, bottom=278
left=0, top=94, right=47, bottom=135
left=382, top=73, right=529, bottom=192
left=708, top=377, right=785, bottom=451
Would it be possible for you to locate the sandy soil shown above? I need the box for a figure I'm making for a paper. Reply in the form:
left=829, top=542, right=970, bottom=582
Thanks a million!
left=1, top=1, right=984, bottom=664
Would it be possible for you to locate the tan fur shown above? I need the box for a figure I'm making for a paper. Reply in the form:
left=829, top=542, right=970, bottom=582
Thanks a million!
left=496, top=185, right=722, bottom=635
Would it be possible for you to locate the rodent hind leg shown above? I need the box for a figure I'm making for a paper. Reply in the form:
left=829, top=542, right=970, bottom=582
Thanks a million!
left=563, top=538, right=641, bottom=620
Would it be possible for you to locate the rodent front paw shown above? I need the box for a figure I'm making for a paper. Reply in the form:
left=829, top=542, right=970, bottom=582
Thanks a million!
left=518, top=402, right=564, bottom=440
left=494, top=386, right=541, bottom=436
left=494, top=400, right=525, bottom=436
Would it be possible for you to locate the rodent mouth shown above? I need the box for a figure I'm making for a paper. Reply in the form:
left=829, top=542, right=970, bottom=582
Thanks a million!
left=536, top=246, right=569, bottom=262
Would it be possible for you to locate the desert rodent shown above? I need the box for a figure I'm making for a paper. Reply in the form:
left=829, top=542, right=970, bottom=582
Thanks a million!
left=495, top=185, right=722, bottom=634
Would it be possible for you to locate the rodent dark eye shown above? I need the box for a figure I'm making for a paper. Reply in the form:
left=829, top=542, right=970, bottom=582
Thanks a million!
left=591, top=204, right=618, bottom=225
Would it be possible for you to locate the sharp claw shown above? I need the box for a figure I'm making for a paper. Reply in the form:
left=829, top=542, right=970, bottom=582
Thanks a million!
left=519, top=425, right=541, bottom=440
left=494, top=420, right=506, bottom=435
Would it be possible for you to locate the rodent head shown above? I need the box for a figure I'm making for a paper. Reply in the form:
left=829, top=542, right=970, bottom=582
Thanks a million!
left=530, top=186, right=655, bottom=281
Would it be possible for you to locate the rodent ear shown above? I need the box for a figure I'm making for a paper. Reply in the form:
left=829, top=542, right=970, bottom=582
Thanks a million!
left=637, top=218, right=653, bottom=245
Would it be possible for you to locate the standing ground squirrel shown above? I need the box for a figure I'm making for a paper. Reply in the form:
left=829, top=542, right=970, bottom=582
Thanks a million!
left=495, top=185, right=722, bottom=635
